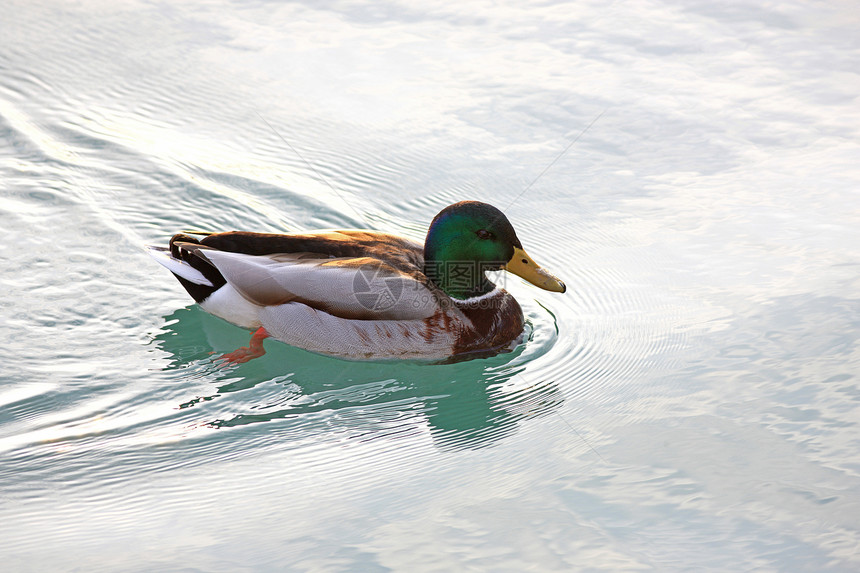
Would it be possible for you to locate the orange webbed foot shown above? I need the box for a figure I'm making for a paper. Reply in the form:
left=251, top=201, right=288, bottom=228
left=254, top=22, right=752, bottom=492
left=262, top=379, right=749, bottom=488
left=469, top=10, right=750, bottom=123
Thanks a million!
left=219, top=327, right=270, bottom=364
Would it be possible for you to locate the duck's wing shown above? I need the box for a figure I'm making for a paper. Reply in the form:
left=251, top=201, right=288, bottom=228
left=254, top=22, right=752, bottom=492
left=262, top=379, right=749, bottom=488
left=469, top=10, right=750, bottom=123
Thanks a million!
left=199, top=249, right=443, bottom=321
left=200, top=230, right=425, bottom=275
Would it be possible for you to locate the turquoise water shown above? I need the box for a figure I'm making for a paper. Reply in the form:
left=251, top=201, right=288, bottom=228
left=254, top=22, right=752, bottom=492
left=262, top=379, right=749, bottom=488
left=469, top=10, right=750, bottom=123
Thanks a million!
left=2, top=1, right=859, bottom=571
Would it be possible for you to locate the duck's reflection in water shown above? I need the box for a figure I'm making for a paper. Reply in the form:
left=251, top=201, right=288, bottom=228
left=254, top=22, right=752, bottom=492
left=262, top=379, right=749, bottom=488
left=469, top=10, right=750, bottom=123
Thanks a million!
left=155, top=306, right=563, bottom=450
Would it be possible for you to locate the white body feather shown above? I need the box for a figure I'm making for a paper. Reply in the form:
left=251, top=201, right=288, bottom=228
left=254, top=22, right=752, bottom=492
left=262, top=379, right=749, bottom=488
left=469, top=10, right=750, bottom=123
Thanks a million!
left=200, top=284, right=263, bottom=330
left=258, top=302, right=457, bottom=360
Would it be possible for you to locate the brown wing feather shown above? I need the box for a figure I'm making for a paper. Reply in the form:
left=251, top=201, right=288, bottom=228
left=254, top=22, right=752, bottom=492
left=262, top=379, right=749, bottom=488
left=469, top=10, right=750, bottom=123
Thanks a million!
left=200, top=230, right=425, bottom=274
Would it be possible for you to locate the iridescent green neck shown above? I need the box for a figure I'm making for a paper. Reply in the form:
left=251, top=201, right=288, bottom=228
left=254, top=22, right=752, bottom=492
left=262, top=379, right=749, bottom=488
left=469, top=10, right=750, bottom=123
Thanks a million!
left=423, top=249, right=497, bottom=299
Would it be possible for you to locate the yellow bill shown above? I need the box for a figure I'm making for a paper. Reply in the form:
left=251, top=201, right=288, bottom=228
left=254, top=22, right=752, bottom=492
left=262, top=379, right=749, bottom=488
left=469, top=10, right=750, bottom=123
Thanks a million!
left=504, top=247, right=566, bottom=293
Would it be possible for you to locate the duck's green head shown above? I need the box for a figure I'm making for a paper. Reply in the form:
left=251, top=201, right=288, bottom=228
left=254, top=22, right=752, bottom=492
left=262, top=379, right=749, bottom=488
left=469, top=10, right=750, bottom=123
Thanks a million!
left=423, top=201, right=566, bottom=299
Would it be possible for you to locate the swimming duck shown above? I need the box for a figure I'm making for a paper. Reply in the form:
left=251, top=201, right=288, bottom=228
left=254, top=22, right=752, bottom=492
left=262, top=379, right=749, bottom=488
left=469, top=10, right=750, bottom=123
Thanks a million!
left=148, top=201, right=565, bottom=362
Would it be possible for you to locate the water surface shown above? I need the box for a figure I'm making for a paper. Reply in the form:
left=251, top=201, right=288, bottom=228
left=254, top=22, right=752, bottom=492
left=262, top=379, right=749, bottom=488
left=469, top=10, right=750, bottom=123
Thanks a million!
left=1, top=0, right=859, bottom=571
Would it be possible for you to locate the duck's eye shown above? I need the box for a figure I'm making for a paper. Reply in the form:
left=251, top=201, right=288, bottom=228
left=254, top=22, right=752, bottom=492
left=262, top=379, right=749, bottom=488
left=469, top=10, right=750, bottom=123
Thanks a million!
left=476, top=229, right=492, bottom=240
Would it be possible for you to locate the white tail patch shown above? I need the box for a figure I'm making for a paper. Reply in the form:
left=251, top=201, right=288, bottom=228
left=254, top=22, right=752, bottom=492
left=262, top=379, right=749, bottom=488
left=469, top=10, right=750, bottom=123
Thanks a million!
left=146, top=246, right=213, bottom=286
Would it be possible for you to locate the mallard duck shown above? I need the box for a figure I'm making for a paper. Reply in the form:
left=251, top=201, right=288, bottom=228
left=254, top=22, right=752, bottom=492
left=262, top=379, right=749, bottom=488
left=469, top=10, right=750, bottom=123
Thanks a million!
left=148, top=201, right=565, bottom=362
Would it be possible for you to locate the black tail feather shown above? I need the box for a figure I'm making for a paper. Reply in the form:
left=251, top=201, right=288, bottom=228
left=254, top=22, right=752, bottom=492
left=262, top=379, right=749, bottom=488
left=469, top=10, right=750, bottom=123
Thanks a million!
left=168, top=234, right=227, bottom=303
